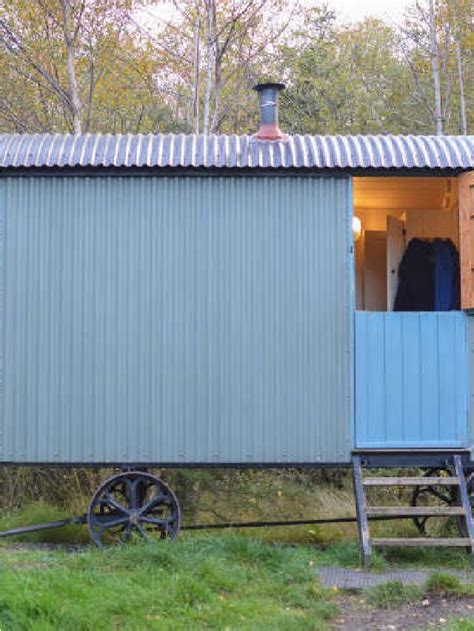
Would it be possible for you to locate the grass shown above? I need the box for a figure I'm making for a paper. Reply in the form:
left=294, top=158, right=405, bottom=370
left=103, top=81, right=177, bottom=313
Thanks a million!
left=367, top=545, right=474, bottom=570
left=0, top=506, right=473, bottom=629
left=426, top=572, right=474, bottom=598
left=363, top=573, right=474, bottom=610
left=1, top=502, right=474, bottom=570
left=0, top=502, right=90, bottom=544
left=447, top=621, right=474, bottom=630
left=1, top=476, right=474, bottom=630
left=364, top=580, right=423, bottom=608
left=2, top=504, right=473, bottom=572
left=0, top=534, right=338, bottom=631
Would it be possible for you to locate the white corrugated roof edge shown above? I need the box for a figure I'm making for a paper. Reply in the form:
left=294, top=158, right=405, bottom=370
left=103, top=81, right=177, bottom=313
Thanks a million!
left=0, top=133, right=472, bottom=170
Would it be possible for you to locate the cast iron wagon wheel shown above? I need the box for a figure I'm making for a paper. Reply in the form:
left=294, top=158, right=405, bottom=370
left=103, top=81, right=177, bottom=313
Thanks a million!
left=411, top=468, right=458, bottom=536
left=87, top=471, right=181, bottom=547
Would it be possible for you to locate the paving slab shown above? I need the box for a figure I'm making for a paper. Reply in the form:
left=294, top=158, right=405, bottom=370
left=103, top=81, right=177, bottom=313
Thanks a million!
left=318, top=567, right=474, bottom=589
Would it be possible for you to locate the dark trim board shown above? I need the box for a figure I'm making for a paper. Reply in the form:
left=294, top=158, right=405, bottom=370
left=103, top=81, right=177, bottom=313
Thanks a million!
left=353, top=449, right=472, bottom=468
left=0, top=166, right=467, bottom=178
left=0, top=462, right=391, bottom=469
left=0, top=450, right=472, bottom=469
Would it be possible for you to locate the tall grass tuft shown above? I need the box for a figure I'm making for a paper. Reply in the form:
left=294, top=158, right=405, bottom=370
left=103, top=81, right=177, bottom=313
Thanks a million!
left=365, top=580, right=423, bottom=608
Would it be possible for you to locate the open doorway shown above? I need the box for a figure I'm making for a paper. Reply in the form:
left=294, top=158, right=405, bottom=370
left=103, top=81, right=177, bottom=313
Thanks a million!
left=353, top=176, right=460, bottom=311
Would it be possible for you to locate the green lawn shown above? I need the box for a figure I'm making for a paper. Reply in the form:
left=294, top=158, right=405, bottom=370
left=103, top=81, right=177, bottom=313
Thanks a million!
left=1, top=503, right=474, bottom=630
left=447, top=621, right=474, bottom=630
left=0, top=534, right=338, bottom=631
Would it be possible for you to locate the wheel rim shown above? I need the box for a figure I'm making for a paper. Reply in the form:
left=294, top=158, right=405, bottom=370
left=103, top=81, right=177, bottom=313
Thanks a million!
left=411, top=468, right=457, bottom=536
left=87, top=471, right=181, bottom=547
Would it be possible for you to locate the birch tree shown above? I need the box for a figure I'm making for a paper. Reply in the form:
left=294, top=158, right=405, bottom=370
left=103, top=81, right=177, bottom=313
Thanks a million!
left=202, top=0, right=216, bottom=135
left=428, top=0, right=444, bottom=134
left=0, top=0, right=176, bottom=133
left=157, top=0, right=297, bottom=134
left=452, top=6, right=467, bottom=134
left=447, top=0, right=472, bottom=134
left=279, top=13, right=414, bottom=134
left=0, top=0, right=91, bottom=132
left=401, top=0, right=472, bottom=135
left=60, top=0, right=83, bottom=133
left=191, top=0, right=201, bottom=133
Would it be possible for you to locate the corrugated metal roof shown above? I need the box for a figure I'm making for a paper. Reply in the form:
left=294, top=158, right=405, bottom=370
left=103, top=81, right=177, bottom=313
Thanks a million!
left=0, top=133, right=473, bottom=170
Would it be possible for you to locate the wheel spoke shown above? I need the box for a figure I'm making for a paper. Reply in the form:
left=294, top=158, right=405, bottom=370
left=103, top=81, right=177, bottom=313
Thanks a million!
left=119, top=522, right=131, bottom=542
left=412, top=468, right=459, bottom=536
left=135, top=523, right=149, bottom=540
left=138, top=493, right=166, bottom=516
left=99, top=494, right=130, bottom=516
left=92, top=514, right=129, bottom=529
left=427, top=487, right=452, bottom=504
left=129, top=478, right=141, bottom=510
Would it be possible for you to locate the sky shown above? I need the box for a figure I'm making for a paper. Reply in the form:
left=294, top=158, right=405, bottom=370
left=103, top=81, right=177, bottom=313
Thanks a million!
left=324, top=0, right=412, bottom=24
left=142, top=0, right=414, bottom=28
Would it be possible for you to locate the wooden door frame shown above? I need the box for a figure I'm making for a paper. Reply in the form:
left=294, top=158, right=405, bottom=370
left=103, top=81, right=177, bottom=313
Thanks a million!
left=459, top=171, right=474, bottom=309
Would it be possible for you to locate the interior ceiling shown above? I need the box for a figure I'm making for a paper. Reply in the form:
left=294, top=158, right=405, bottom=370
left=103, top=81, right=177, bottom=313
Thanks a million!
left=353, top=177, right=458, bottom=211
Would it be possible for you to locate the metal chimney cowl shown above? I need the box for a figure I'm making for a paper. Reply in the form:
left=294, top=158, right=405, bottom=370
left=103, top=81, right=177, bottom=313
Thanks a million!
left=253, top=82, right=287, bottom=141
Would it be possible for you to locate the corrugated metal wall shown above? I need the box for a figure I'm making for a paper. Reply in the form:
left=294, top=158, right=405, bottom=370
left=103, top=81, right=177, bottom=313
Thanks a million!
left=0, top=175, right=352, bottom=464
left=355, top=311, right=470, bottom=448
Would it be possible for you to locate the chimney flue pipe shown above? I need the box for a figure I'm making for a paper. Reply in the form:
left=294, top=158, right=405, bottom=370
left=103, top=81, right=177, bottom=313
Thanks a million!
left=253, top=82, right=287, bottom=141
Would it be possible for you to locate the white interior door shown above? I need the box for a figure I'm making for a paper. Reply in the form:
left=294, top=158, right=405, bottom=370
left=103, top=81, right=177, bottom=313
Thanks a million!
left=364, top=231, right=387, bottom=311
left=386, top=216, right=406, bottom=310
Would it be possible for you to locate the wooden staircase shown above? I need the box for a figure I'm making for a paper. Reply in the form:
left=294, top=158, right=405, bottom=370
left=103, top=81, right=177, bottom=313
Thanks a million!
left=352, top=454, right=474, bottom=567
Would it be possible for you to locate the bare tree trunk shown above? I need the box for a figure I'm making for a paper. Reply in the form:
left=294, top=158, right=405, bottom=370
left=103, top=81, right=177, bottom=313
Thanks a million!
left=210, top=61, right=221, bottom=133
left=428, top=0, right=443, bottom=135
left=202, top=0, right=215, bottom=135
left=60, top=0, right=82, bottom=134
left=440, top=20, right=452, bottom=129
left=453, top=7, right=467, bottom=134
left=192, top=0, right=201, bottom=134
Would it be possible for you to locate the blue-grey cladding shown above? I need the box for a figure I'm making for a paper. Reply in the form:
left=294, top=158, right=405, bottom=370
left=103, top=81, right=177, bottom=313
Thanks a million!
left=0, top=175, right=352, bottom=464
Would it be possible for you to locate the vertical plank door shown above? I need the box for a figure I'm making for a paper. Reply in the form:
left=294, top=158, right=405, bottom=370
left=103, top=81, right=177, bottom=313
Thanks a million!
left=355, top=311, right=469, bottom=448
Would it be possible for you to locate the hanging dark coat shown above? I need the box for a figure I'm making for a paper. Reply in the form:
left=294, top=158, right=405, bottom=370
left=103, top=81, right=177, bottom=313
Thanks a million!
left=394, top=238, right=460, bottom=311
left=394, top=238, right=435, bottom=311
left=433, top=239, right=460, bottom=310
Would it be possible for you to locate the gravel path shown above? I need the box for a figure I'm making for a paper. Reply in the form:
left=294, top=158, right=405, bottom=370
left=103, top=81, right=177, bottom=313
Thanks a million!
left=317, top=567, right=474, bottom=630
left=333, top=594, right=474, bottom=630
left=318, top=567, right=474, bottom=589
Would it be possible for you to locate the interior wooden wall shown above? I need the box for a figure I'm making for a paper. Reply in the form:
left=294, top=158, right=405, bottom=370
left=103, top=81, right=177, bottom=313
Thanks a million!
left=353, top=177, right=458, bottom=211
left=405, top=207, right=459, bottom=247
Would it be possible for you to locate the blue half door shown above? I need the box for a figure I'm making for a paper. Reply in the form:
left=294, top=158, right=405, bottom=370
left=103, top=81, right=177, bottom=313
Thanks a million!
left=355, top=311, right=469, bottom=448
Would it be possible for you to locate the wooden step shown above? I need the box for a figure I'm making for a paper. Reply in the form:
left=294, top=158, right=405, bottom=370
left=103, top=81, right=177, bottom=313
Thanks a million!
left=353, top=454, right=474, bottom=567
left=371, top=537, right=472, bottom=547
left=367, top=506, right=465, bottom=517
left=363, top=476, right=460, bottom=487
